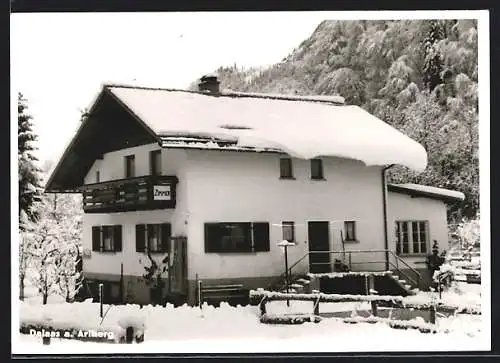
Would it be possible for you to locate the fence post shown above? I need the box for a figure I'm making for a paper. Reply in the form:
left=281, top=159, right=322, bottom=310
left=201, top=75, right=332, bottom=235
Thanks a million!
left=429, top=304, right=436, bottom=324
left=313, top=294, right=320, bottom=315
left=368, top=274, right=377, bottom=317
left=260, top=297, right=267, bottom=316
left=99, top=283, right=103, bottom=318
left=197, top=279, right=203, bottom=309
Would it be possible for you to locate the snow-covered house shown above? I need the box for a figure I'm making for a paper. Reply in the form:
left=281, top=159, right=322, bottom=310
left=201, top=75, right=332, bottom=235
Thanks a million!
left=45, top=75, right=462, bottom=305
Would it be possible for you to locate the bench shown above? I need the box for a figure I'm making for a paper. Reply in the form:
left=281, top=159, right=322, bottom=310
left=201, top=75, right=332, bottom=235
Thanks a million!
left=197, top=282, right=249, bottom=306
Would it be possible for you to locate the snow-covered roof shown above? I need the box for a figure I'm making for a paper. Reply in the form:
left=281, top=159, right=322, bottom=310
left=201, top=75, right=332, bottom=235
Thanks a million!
left=106, top=84, right=428, bottom=171
left=388, top=183, right=465, bottom=202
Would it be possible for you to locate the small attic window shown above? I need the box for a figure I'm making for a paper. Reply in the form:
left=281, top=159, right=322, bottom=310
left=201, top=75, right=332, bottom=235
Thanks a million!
left=219, top=124, right=253, bottom=130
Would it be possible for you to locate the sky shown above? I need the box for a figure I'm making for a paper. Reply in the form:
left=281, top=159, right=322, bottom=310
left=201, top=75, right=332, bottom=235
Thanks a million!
left=11, top=12, right=333, bottom=166
left=11, top=10, right=488, bottom=167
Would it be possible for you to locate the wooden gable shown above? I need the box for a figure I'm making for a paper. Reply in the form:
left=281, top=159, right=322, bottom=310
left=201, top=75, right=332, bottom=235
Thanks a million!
left=45, top=88, right=159, bottom=192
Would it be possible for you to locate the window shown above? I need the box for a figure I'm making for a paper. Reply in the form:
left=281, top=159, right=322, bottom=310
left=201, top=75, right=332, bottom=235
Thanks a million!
left=280, top=158, right=293, bottom=179
left=96, top=171, right=100, bottom=183
left=344, top=221, right=357, bottom=241
left=395, top=221, right=428, bottom=255
left=311, top=159, right=324, bottom=180
left=150, top=150, right=162, bottom=176
left=92, top=225, right=122, bottom=252
left=282, top=221, right=295, bottom=242
left=136, top=223, right=171, bottom=253
left=204, top=222, right=270, bottom=253
left=125, top=155, right=135, bottom=178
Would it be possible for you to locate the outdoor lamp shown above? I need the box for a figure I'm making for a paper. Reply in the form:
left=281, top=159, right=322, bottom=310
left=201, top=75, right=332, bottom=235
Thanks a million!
left=277, top=239, right=296, bottom=306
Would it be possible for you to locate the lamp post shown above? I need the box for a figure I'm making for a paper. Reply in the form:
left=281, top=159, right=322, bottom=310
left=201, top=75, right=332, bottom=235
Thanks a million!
left=277, top=240, right=296, bottom=307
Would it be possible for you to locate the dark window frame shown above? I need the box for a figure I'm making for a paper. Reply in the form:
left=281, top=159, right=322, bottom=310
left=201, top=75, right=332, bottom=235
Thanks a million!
left=282, top=221, right=295, bottom=242
left=96, top=170, right=100, bottom=183
left=135, top=223, right=171, bottom=253
left=125, top=154, right=135, bottom=178
left=279, top=158, right=294, bottom=179
left=91, top=225, right=122, bottom=253
left=311, top=159, right=324, bottom=180
left=344, top=221, right=357, bottom=242
left=204, top=222, right=270, bottom=253
left=395, top=220, right=429, bottom=255
left=150, top=150, right=162, bottom=176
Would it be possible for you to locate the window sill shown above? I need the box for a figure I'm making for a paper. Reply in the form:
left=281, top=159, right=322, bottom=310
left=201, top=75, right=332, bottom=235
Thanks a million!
left=96, top=251, right=121, bottom=254
left=397, top=253, right=428, bottom=258
left=205, top=251, right=269, bottom=254
left=344, top=239, right=359, bottom=243
left=311, top=178, right=327, bottom=181
left=279, top=177, right=296, bottom=180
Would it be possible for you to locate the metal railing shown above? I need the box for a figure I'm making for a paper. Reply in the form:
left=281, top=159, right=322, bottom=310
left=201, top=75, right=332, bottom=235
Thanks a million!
left=268, top=249, right=422, bottom=291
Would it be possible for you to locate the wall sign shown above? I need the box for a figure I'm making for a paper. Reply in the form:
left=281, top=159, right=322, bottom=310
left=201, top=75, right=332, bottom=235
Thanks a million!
left=153, top=185, right=171, bottom=200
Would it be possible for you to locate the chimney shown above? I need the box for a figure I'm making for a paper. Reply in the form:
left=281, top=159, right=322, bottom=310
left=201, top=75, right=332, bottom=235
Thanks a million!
left=198, top=74, right=220, bottom=95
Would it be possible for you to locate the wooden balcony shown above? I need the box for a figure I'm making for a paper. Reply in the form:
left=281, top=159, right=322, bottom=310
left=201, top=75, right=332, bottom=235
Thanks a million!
left=82, top=175, right=178, bottom=213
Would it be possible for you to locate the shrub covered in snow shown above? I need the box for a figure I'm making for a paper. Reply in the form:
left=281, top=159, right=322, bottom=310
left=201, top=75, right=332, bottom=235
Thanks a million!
left=456, top=217, right=480, bottom=248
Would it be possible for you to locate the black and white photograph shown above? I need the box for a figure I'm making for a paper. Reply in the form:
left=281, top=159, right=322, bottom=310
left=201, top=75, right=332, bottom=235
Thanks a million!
left=11, top=10, right=489, bottom=354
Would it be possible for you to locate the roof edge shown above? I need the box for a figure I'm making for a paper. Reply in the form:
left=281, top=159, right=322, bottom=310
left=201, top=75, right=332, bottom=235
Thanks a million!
left=387, top=183, right=465, bottom=203
left=103, top=82, right=345, bottom=106
left=44, top=88, right=108, bottom=193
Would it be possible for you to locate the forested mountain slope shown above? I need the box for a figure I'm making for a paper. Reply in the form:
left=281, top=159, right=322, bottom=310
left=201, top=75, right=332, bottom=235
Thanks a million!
left=207, top=20, right=479, bottom=221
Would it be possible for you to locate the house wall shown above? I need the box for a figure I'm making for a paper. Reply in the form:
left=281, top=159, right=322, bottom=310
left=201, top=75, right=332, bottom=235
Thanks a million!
left=80, top=144, right=443, bottom=302
left=183, top=150, right=386, bottom=286
left=387, top=192, right=449, bottom=271
left=82, top=144, right=189, bottom=292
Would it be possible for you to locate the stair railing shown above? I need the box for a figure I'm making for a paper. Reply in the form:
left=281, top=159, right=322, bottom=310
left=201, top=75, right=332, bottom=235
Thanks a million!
left=268, top=252, right=310, bottom=291
left=388, top=251, right=422, bottom=288
left=268, top=249, right=422, bottom=291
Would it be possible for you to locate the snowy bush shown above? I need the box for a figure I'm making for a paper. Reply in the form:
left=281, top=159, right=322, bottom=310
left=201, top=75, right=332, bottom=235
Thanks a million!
left=456, top=217, right=480, bottom=248
left=21, top=193, right=83, bottom=304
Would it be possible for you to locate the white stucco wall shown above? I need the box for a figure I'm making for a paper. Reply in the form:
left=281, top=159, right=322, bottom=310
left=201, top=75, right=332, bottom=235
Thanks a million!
left=184, top=150, right=386, bottom=280
left=83, top=143, right=184, bottom=184
left=82, top=144, right=189, bottom=277
left=82, top=144, right=411, bottom=281
left=387, top=192, right=449, bottom=269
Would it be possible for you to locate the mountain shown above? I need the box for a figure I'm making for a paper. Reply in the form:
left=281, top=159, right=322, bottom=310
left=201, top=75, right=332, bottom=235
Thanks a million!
left=207, top=19, right=479, bottom=221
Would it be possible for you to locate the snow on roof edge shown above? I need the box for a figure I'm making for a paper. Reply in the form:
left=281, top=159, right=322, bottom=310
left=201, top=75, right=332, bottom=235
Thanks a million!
left=102, top=82, right=346, bottom=105
left=388, top=183, right=465, bottom=201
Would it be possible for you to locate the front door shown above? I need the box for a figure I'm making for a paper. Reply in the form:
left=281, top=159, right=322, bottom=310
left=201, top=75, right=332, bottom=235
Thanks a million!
left=308, top=221, right=331, bottom=273
left=168, top=237, right=188, bottom=295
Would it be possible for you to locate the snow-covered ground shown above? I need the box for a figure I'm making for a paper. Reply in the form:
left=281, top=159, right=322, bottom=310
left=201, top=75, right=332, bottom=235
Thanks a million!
left=14, top=281, right=488, bottom=354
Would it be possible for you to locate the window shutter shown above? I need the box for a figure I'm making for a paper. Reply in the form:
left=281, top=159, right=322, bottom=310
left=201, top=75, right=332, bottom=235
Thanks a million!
left=136, top=224, right=146, bottom=252
left=204, top=223, right=221, bottom=253
left=253, top=222, right=270, bottom=252
left=114, top=225, right=122, bottom=252
left=161, top=223, right=171, bottom=252
left=92, top=226, right=101, bottom=252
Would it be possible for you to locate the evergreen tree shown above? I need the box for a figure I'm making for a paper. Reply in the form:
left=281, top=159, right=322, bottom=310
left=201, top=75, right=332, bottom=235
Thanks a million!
left=18, top=92, right=43, bottom=300
left=18, top=93, right=42, bottom=229
left=422, top=20, right=445, bottom=91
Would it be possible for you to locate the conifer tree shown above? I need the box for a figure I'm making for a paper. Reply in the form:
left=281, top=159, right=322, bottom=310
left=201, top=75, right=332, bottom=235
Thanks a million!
left=18, top=92, right=43, bottom=300
left=422, top=20, right=445, bottom=91
left=18, top=93, right=42, bottom=228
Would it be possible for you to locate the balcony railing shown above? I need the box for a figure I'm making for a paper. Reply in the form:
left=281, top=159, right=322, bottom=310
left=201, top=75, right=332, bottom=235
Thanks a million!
left=82, top=175, right=178, bottom=213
